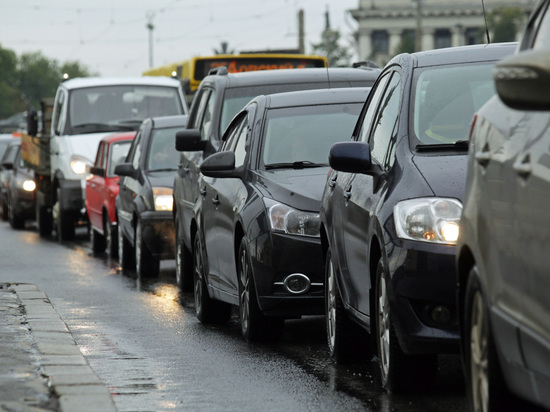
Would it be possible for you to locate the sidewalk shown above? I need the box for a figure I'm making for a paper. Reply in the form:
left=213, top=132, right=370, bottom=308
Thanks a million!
left=0, top=283, right=116, bottom=412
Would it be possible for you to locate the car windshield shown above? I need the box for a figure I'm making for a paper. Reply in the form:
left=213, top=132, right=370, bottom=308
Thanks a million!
left=411, top=63, right=496, bottom=146
left=107, top=141, right=132, bottom=177
left=220, top=83, right=329, bottom=136
left=69, top=85, right=183, bottom=133
left=146, top=127, right=184, bottom=171
left=262, top=102, right=363, bottom=168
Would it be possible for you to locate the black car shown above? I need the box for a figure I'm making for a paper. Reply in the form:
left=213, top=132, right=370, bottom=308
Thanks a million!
left=320, top=42, right=516, bottom=392
left=1, top=140, right=36, bottom=229
left=173, top=66, right=381, bottom=292
left=456, top=1, right=550, bottom=410
left=180, top=88, right=370, bottom=341
left=115, top=115, right=187, bottom=278
left=0, top=139, right=20, bottom=220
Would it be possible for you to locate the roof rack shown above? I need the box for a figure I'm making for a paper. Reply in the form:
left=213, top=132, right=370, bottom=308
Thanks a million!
left=352, top=61, right=379, bottom=69
left=208, top=66, right=229, bottom=76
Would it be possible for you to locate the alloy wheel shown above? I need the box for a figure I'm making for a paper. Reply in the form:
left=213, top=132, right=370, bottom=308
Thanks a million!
left=326, top=256, right=337, bottom=352
left=470, top=290, right=489, bottom=412
left=239, top=247, right=250, bottom=333
left=377, top=274, right=391, bottom=379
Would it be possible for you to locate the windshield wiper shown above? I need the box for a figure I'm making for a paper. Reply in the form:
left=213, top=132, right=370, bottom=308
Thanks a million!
left=415, top=140, right=469, bottom=152
left=147, top=168, right=177, bottom=172
left=72, top=122, right=136, bottom=133
left=265, top=161, right=327, bottom=170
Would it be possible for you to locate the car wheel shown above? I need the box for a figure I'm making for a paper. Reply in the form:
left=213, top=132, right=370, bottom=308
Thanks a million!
left=90, top=226, right=106, bottom=253
left=118, top=218, right=135, bottom=270
left=464, top=266, right=527, bottom=411
left=175, top=220, right=193, bottom=292
left=8, top=194, right=24, bottom=229
left=325, top=247, right=371, bottom=363
left=135, top=219, right=159, bottom=278
left=193, top=233, right=231, bottom=324
left=55, top=188, right=75, bottom=241
left=36, top=203, right=52, bottom=238
left=238, top=237, right=284, bottom=342
left=104, top=213, right=117, bottom=258
left=375, top=258, right=437, bottom=392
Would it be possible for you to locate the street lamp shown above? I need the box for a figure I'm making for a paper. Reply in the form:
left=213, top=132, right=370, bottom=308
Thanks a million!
left=146, top=11, right=155, bottom=69
left=413, top=0, right=423, bottom=52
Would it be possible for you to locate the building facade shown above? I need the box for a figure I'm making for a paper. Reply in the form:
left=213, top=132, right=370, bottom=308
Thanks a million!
left=351, top=0, right=536, bottom=67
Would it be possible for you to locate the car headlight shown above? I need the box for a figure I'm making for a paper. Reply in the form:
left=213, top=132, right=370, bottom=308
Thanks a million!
left=394, top=198, right=462, bottom=245
left=15, top=176, right=36, bottom=192
left=70, top=156, right=92, bottom=175
left=263, top=198, right=320, bottom=237
left=153, top=187, right=173, bottom=211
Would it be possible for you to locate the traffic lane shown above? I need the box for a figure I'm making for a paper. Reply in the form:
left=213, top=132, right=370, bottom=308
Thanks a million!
left=0, top=221, right=467, bottom=411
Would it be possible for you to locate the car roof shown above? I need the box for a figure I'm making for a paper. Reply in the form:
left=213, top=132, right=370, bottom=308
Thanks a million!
left=60, top=76, right=183, bottom=90
left=202, top=67, right=381, bottom=88
left=101, top=131, right=137, bottom=144
left=149, top=115, right=189, bottom=129
left=409, top=42, right=518, bottom=68
left=0, top=135, right=18, bottom=144
left=260, top=87, right=371, bottom=109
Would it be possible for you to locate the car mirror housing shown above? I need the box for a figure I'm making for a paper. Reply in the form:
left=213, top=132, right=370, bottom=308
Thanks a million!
left=329, top=141, right=382, bottom=176
left=89, top=166, right=105, bottom=177
left=114, top=163, right=136, bottom=178
left=200, top=151, right=243, bottom=178
left=175, top=129, right=207, bottom=152
left=1, top=161, right=14, bottom=170
left=494, top=49, right=550, bottom=111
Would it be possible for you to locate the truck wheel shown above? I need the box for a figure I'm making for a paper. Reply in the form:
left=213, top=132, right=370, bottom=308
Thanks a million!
left=36, top=204, right=53, bottom=237
left=56, top=189, right=75, bottom=241
left=135, top=219, right=159, bottom=278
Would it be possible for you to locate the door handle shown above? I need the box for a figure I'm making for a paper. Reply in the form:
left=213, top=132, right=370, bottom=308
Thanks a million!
left=199, top=186, right=207, bottom=196
left=212, top=195, right=220, bottom=205
left=475, top=146, right=490, bottom=167
left=91, top=183, right=96, bottom=189
left=513, top=155, right=532, bottom=178
left=344, top=190, right=352, bottom=200
left=328, top=175, right=337, bottom=188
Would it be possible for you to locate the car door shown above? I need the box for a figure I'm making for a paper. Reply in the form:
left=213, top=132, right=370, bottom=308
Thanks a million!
left=341, top=70, right=401, bottom=316
left=87, top=141, right=107, bottom=230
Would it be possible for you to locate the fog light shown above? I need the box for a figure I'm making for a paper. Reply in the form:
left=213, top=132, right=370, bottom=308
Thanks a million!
left=430, top=305, right=452, bottom=325
left=283, top=274, right=311, bottom=294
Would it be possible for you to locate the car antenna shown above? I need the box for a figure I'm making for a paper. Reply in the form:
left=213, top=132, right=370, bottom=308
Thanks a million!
left=481, top=0, right=491, bottom=43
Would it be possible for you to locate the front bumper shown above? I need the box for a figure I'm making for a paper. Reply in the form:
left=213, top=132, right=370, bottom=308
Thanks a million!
left=387, top=239, right=460, bottom=354
left=139, top=210, right=175, bottom=260
left=11, top=188, right=36, bottom=219
left=250, top=232, right=324, bottom=318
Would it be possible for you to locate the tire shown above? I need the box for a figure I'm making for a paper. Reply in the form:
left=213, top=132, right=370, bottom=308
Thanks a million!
left=175, top=221, right=193, bottom=292
left=8, top=194, right=24, bottom=229
left=135, top=219, right=159, bottom=278
left=90, top=226, right=106, bottom=253
left=325, top=247, right=371, bottom=363
left=118, top=219, right=135, bottom=270
left=238, top=237, right=284, bottom=342
left=36, top=203, right=53, bottom=238
left=1, top=197, right=7, bottom=221
left=55, top=188, right=75, bottom=241
left=464, top=266, right=528, bottom=412
left=193, top=233, right=231, bottom=324
left=374, top=258, right=437, bottom=392
left=104, top=213, right=117, bottom=258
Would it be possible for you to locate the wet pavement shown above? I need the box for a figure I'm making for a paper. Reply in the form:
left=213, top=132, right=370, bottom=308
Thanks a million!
left=0, top=282, right=115, bottom=412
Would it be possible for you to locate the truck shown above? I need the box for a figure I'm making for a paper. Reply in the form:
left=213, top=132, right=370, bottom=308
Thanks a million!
left=22, top=76, right=188, bottom=241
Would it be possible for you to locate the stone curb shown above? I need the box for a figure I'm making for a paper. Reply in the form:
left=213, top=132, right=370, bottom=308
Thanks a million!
left=8, top=283, right=117, bottom=412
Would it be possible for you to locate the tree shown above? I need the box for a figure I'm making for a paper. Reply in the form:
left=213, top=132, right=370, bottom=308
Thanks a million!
left=393, top=30, right=416, bottom=55
left=60, top=61, right=92, bottom=79
left=487, top=7, right=525, bottom=43
left=17, top=51, right=61, bottom=110
left=213, top=41, right=234, bottom=55
left=0, top=45, right=25, bottom=119
left=311, top=8, right=352, bottom=67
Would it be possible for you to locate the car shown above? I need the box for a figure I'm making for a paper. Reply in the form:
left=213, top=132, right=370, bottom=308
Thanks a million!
left=0, top=139, right=20, bottom=220
left=1, top=140, right=36, bottom=229
left=456, top=1, right=550, bottom=410
left=0, top=135, right=14, bottom=160
left=319, top=42, right=517, bottom=392
left=181, top=87, right=371, bottom=340
left=86, top=131, right=136, bottom=256
left=173, top=66, right=381, bottom=292
left=115, top=115, right=187, bottom=278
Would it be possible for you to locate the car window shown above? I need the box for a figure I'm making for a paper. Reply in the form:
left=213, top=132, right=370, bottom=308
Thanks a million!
left=369, top=72, right=401, bottom=167
left=146, top=127, right=185, bottom=171
left=200, top=89, right=217, bottom=140
left=191, top=88, right=211, bottom=130
left=108, top=141, right=132, bottom=177
left=534, top=2, right=550, bottom=50
left=521, top=0, right=549, bottom=50
left=233, top=118, right=249, bottom=168
left=356, top=72, right=392, bottom=143
left=52, top=89, right=67, bottom=136
left=94, top=142, right=105, bottom=168
left=129, top=130, right=143, bottom=170
left=221, top=116, right=246, bottom=153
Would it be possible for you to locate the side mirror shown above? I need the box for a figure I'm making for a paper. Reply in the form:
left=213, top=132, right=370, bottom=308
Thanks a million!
left=89, top=166, right=105, bottom=177
left=494, top=49, right=550, bottom=111
left=1, top=161, right=14, bottom=171
left=114, top=163, right=136, bottom=178
left=329, top=142, right=376, bottom=174
left=200, top=151, right=243, bottom=178
left=27, top=110, right=39, bottom=137
left=175, top=129, right=207, bottom=152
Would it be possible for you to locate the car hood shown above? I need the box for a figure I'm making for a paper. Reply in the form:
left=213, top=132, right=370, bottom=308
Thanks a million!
left=255, top=167, right=330, bottom=211
left=66, top=132, right=113, bottom=163
left=411, top=154, right=467, bottom=200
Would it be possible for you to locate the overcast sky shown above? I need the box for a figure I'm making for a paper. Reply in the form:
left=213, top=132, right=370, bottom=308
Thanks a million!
left=2, top=0, right=360, bottom=77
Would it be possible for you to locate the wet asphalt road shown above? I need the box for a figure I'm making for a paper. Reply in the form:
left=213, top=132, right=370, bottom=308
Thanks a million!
left=0, top=220, right=467, bottom=412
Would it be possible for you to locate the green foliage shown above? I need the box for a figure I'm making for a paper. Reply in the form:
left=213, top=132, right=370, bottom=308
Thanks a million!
left=394, top=30, right=416, bottom=55
left=0, top=44, right=92, bottom=120
left=487, top=7, right=525, bottom=43
left=311, top=28, right=352, bottom=67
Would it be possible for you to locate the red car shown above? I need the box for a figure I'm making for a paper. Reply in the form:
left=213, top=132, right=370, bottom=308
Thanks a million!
left=86, top=131, right=135, bottom=256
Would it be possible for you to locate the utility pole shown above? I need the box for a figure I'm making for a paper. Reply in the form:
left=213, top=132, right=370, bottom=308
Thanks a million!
left=146, top=11, right=155, bottom=68
left=298, top=9, right=305, bottom=54
left=414, top=0, right=423, bottom=52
